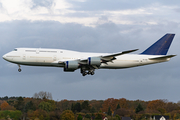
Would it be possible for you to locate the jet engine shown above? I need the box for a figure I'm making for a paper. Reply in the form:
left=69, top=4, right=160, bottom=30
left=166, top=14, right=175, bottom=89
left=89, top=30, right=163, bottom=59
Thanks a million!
left=87, top=57, right=101, bottom=66
left=64, top=61, right=79, bottom=72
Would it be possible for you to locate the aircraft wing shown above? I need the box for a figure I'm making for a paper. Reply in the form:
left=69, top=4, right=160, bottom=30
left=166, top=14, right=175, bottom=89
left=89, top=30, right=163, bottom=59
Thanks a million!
left=100, top=49, right=138, bottom=62
left=58, top=49, right=139, bottom=65
left=102, top=49, right=138, bottom=58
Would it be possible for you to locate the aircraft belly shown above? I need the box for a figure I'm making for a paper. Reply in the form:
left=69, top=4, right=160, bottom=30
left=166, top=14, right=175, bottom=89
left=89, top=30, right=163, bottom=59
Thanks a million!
left=100, top=60, right=140, bottom=69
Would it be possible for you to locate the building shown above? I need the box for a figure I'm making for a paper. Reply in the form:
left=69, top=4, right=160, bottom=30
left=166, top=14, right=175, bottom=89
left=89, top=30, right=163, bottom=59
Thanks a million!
left=151, top=115, right=169, bottom=120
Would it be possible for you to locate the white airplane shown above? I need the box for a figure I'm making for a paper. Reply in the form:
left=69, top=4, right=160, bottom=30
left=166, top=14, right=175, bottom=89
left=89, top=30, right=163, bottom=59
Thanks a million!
left=3, top=34, right=176, bottom=76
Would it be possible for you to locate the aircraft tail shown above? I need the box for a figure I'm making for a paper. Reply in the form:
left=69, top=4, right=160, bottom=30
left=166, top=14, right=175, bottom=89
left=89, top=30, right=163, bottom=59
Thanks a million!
left=141, top=34, right=175, bottom=55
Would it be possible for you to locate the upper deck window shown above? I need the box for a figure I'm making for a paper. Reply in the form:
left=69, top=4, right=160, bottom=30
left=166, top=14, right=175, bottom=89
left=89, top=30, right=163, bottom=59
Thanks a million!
left=40, top=51, right=57, bottom=53
left=14, top=49, right=17, bottom=51
left=26, top=50, right=36, bottom=52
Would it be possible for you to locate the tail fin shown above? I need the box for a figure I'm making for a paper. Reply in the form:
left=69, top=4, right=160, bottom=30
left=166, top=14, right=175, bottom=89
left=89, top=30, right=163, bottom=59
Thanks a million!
left=141, top=34, right=175, bottom=55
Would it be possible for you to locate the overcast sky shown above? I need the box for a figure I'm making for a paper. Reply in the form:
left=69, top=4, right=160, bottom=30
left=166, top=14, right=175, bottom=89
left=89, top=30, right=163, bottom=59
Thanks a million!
left=0, top=0, right=180, bottom=103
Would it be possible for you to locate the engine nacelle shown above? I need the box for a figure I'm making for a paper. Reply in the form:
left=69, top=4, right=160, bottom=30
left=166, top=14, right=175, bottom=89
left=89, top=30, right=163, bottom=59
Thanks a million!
left=64, top=61, right=79, bottom=72
left=88, top=57, right=101, bottom=66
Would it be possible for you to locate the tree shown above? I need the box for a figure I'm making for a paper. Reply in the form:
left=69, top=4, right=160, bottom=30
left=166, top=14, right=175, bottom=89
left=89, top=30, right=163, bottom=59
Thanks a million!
left=74, top=102, right=82, bottom=112
left=116, top=108, right=129, bottom=117
left=101, top=98, right=119, bottom=113
left=119, top=98, right=128, bottom=109
left=90, top=107, right=96, bottom=113
left=147, top=100, right=166, bottom=114
left=116, top=104, right=120, bottom=110
left=14, top=97, right=24, bottom=111
left=33, top=91, right=52, bottom=100
left=77, top=114, right=83, bottom=120
left=0, top=101, right=9, bottom=110
left=85, top=114, right=91, bottom=119
left=95, top=113, right=103, bottom=120
left=82, top=101, right=90, bottom=110
left=38, top=101, right=55, bottom=112
left=71, top=103, right=75, bottom=113
left=24, top=101, right=35, bottom=112
left=61, top=110, right=75, bottom=120
left=107, top=107, right=112, bottom=116
left=135, top=104, right=144, bottom=113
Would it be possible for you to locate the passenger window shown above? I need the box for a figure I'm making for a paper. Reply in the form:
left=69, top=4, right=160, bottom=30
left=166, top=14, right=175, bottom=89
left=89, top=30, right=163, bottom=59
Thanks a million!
left=14, top=49, right=17, bottom=51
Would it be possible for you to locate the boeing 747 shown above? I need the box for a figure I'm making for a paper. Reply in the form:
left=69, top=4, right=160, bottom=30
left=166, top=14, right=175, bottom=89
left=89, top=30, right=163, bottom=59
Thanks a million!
left=2, top=34, right=176, bottom=76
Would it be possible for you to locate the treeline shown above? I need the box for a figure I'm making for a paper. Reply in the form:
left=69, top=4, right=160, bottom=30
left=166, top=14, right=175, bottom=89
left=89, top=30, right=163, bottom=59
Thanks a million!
left=0, top=91, right=180, bottom=120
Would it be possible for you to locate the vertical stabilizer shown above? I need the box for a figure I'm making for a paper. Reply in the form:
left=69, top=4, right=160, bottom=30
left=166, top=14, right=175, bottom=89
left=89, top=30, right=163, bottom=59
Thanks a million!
left=141, top=34, right=175, bottom=55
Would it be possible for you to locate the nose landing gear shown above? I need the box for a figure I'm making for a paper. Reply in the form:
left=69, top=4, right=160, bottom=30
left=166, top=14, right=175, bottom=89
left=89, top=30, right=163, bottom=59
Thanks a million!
left=18, top=65, right=22, bottom=72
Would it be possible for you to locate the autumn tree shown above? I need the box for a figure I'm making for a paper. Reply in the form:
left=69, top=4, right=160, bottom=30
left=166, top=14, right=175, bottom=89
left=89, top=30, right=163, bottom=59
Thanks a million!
left=0, top=101, right=9, bottom=110
left=165, top=102, right=178, bottom=113
left=101, top=98, right=119, bottom=113
left=61, top=110, right=75, bottom=120
left=119, top=98, right=128, bottom=109
left=147, top=100, right=166, bottom=114
left=116, top=108, right=129, bottom=117
left=89, top=100, right=103, bottom=112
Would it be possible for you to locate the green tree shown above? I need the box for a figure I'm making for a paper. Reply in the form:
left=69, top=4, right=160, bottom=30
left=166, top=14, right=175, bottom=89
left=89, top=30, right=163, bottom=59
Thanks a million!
left=82, top=101, right=90, bottom=110
left=24, top=101, right=35, bottom=112
left=135, top=103, right=144, bottom=113
left=74, top=102, right=82, bottom=112
left=61, top=110, right=75, bottom=120
left=14, top=97, right=24, bottom=111
left=116, top=104, right=120, bottom=110
left=38, top=101, right=55, bottom=112
left=77, top=114, right=83, bottom=120
left=90, top=107, right=96, bottom=113
left=95, top=113, right=102, bottom=120
left=85, top=114, right=91, bottom=119
left=71, top=103, right=75, bottom=113
left=0, top=110, right=22, bottom=120
left=107, top=107, right=112, bottom=116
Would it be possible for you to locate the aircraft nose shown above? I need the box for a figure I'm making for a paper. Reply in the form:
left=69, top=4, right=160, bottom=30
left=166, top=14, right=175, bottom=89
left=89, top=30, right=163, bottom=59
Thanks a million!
left=2, top=54, right=7, bottom=60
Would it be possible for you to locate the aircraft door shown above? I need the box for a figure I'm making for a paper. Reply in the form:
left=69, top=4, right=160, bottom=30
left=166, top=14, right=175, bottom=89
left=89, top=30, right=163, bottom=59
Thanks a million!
left=53, top=55, right=57, bottom=61
left=23, top=54, right=26, bottom=60
left=36, top=49, right=39, bottom=54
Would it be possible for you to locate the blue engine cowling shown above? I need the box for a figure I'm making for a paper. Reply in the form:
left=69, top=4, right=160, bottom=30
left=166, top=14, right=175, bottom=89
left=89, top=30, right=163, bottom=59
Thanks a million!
left=64, top=61, right=79, bottom=72
left=88, top=57, right=101, bottom=66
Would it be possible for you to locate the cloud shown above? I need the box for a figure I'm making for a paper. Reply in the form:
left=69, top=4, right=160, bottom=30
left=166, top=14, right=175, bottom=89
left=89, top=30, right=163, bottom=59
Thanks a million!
left=0, top=0, right=178, bottom=27
left=31, top=0, right=55, bottom=9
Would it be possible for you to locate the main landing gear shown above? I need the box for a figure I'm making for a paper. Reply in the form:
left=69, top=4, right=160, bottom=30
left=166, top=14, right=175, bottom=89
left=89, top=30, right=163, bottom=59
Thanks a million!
left=18, top=65, right=22, bottom=72
left=81, top=69, right=95, bottom=76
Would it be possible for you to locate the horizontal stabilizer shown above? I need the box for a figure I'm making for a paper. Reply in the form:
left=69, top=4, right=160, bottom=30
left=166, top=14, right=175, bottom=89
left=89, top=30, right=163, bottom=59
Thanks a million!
left=149, top=55, right=176, bottom=60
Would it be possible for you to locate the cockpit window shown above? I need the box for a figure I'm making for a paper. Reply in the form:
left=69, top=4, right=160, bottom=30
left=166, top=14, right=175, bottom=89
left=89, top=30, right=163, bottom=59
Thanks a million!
left=14, top=49, right=17, bottom=51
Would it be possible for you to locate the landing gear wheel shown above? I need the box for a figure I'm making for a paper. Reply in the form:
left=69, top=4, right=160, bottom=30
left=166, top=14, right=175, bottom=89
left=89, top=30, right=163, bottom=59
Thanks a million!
left=91, top=71, right=95, bottom=75
left=18, top=65, right=21, bottom=72
left=82, top=72, right=87, bottom=76
left=18, top=68, right=21, bottom=72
